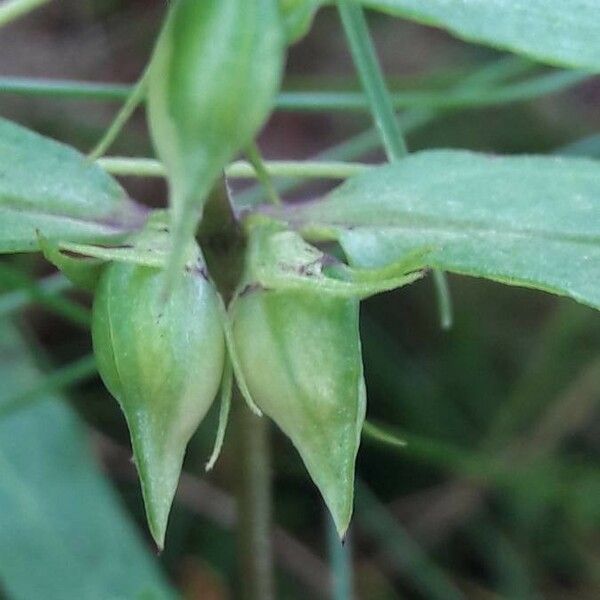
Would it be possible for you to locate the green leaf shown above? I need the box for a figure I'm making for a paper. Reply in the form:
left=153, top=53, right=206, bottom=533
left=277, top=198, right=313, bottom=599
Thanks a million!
left=242, top=220, right=422, bottom=298
left=357, top=0, right=600, bottom=72
left=275, top=150, right=600, bottom=310
left=0, top=117, right=146, bottom=254
left=46, top=212, right=180, bottom=274
left=39, top=235, right=105, bottom=291
left=0, top=322, right=174, bottom=599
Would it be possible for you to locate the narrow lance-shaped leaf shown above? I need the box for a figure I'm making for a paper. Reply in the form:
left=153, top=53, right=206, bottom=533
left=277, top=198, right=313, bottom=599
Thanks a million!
left=0, top=117, right=146, bottom=253
left=356, top=0, right=600, bottom=72
left=271, top=150, right=600, bottom=310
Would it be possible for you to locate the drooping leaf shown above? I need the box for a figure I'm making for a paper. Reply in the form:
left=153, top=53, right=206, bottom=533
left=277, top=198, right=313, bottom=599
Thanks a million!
left=0, top=322, right=174, bottom=599
left=0, top=117, right=146, bottom=254
left=273, top=150, right=600, bottom=310
left=357, top=0, right=600, bottom=72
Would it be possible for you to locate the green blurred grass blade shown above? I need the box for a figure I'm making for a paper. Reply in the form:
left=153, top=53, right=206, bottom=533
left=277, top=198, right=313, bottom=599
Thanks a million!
left=0, top=321, right=176, bottom=600
left=0, top=353, right=97, bottom=420
left=0, top=272, right=71, bottom=318
left=467, top=516, right=541, bottom=600
left=327, top=514, right=354, bottom=600
left=0, top=264, right=89, bottom=326
left=355, top=481, right=465, bottom=600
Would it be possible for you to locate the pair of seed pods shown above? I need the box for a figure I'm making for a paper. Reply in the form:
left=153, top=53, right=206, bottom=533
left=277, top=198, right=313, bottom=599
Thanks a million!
left=92, top=0, right=410, bottom=549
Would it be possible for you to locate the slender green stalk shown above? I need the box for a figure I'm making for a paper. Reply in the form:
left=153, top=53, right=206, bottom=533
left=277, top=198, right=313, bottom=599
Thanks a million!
left=0, top=77, right=131, bottom=100
left=276, top=70, right=588, bottom=112
left=244, top=142, right=282, bottom=205
left=327, top=514, right=354, bottom=600
left=337, top=0, right=407, bottom=160
left=0, top=0, right=49, bottom=27
left=88, top=68, right=150, bottom=161
left=97, top=156, right=370, bottom=181
left=0, top=66, right=583, bottom=112
left=432, top=269, right=453, bottom=330
left=234, top=393, right=275, bottom=600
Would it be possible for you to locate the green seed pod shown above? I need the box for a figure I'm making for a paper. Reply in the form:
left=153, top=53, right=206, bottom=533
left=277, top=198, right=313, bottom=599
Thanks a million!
left=279, top=0, right=320, bottom=42
left=92, top=254, right=226, bottom=549
left=229, top=225, right=368, bottom=536
left=232, top=287, right=365, bottom=536
left=147, top=0, right=286, bottom=276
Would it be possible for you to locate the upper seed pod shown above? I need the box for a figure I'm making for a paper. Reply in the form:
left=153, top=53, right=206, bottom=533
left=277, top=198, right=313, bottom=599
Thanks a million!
left=279, top=0, right=320, bottom=42
left=92, top=249, right=226, bottom=549
left=147, top=0, right=286, bottom=279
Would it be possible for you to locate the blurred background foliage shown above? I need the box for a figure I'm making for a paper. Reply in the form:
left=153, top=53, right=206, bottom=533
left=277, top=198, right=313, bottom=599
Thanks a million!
left=0, top=1, right=599, bottom=599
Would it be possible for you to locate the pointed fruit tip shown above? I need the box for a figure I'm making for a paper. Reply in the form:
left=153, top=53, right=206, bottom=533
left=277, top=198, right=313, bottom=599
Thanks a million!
left=147, top=511, right=167, bottom=553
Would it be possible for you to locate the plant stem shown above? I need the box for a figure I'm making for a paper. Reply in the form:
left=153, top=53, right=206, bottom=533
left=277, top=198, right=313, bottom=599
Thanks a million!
left=97, top=156, right=369, bottom=181
left=244, top=142, right=282, bottom=205
left=0, top=69, right=584, bottom=111
left=0, top=77, right=131, bottom=100
left=327, top=513, right=354, bottom=600
left=88, top=67, right=150, bottom=161
left=0, top=0, right=49, bottom=27
left=234, top=392, right=275, bottom=600
left=197, top=181, right=274, bottom=597
left=432, top=269, right=453, bottom=330
left=337, top=0, right=407, bottom=160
